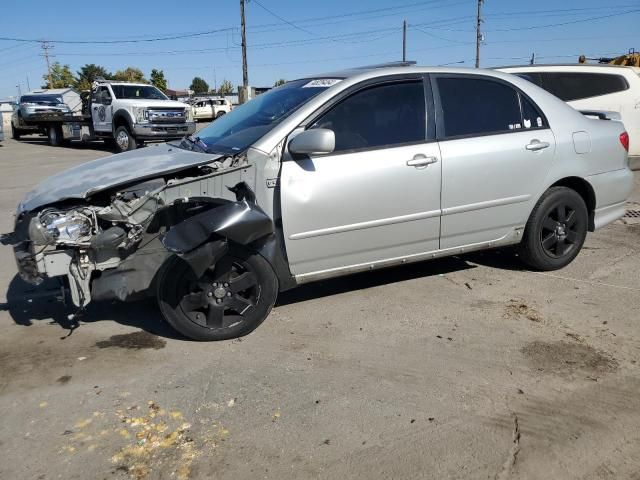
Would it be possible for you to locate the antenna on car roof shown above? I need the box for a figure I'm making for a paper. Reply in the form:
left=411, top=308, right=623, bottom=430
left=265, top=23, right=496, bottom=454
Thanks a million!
left=354, top=61, right=417, bottom=70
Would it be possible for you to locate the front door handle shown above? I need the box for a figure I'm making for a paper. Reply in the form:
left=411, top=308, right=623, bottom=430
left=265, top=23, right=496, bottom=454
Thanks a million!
left=407, top=155, right=438, bottom=168
left=526, top=140, right=550, bottom=151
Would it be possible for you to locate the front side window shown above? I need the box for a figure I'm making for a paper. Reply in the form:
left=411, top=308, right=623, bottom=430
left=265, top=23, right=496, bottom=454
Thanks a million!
left=437, top=77, right=522, bottom=138
left=310, top=81, right=426, bottom=153
left=540, top=72, right=629, bottom=102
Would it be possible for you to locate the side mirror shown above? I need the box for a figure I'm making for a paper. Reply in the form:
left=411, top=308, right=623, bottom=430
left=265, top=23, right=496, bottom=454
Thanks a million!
left=289, top=128, right=335, bottom=156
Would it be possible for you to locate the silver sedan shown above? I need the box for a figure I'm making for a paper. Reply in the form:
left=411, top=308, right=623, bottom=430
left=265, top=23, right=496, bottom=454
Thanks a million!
left=7, top=64, right=634, bottom=340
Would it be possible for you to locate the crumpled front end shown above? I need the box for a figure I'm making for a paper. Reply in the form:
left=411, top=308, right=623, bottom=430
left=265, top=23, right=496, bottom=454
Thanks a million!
left=5, top=154, right=257, bottom=308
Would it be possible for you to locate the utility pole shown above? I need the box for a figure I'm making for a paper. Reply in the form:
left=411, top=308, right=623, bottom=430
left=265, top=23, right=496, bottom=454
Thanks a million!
left=26, top=76, right=31, bottom=91
left=530, top=52, right=536, bottom=65
left=475, top=0, right=484, bottom=68
left=41, top=41, right=54, bottom=88
left=240, top=0, right=249, bottom=100
left=402, top=20, right=407, bottom=62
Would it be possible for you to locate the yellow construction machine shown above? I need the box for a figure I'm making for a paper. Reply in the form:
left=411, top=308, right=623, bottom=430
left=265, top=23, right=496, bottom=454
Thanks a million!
left=578, top=49, right=640, bottom=67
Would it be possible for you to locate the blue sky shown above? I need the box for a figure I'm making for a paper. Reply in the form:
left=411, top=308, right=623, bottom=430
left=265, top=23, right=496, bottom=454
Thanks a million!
left=0, top=0, right=638, bottom=99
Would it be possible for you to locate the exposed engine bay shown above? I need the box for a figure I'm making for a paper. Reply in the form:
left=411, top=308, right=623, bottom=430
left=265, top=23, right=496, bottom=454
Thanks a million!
left=9, top=154, right=264, bottom=309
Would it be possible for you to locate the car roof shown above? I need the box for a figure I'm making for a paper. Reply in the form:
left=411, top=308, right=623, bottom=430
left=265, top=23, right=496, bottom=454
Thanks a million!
left=498, top=63, right=638, bottom=71
left=296, top=63, right=518, bottom=82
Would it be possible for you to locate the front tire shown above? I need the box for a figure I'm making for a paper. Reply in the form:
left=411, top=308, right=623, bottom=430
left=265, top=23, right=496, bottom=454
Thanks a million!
left=518, top=187, right=588, bottom=271
left=158, top=247, right=278, bottom=341
left=114, top=125, right=137, bottom=153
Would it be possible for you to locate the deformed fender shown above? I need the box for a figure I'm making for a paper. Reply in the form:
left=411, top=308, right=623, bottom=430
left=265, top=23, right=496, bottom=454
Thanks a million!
left=161, top=199, right=274, bottom=254
left=160, top=183, right=297, bottom=291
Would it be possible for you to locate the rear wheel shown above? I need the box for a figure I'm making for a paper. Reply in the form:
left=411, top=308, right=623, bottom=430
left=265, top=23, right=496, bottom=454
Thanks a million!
left=158, top=247, right=278, bottom=341
left=114, top=126, right=137, bottom=153
left=216, top=111, right=226, bottom=119
left=11, top=124, right=21, bottom=140
left=518, top=187, right=588, bottom=271
left=47, top=125, right=63, bottom=146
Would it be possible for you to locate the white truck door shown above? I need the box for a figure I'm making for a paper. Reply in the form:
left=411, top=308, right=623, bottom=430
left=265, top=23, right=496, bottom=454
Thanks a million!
left=92, top=86, right=113, bottom=132
left=280, top=78, right=442, bottom=278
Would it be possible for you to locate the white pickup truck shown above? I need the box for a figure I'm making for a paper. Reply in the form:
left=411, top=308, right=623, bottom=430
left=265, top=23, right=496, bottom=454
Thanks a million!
left=12, top=80, right=196, bottom=153
left=192, top=97, right=233, bottom=121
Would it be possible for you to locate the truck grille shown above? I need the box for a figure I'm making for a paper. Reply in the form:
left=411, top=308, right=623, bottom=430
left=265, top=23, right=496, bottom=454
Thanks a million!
left=148, top=108, right=187, bottom=123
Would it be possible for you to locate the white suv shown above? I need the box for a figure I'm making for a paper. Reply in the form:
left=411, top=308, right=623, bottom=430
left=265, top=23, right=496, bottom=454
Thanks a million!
left=499, top=64, right=640, bottom=169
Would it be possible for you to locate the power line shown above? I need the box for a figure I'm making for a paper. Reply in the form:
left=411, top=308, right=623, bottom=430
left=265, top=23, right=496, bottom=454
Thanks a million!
left=251, top=0, right=316, bottom=36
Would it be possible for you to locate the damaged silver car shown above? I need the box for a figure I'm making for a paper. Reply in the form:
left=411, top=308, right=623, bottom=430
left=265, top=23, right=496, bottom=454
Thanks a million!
left=4, top=63, right=633, bottom=340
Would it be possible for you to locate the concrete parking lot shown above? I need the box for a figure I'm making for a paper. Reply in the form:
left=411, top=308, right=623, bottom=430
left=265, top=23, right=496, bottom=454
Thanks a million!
left=0, top=134, right=639, bottom=480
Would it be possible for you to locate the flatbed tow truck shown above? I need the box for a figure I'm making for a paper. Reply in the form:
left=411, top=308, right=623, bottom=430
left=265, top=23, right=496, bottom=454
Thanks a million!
left=14, top=79, right=196, bottom=153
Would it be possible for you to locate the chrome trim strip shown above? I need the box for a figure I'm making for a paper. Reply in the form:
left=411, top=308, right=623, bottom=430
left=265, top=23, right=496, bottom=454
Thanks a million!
left=289, top=209, right=441, bottom=240
left=442, top=194, right=531, bottom=216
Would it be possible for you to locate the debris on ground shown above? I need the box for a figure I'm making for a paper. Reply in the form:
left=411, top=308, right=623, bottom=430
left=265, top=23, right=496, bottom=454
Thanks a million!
left=60, top=400, right=231, bottom=480
left=504, top=300, right=543, bottom=323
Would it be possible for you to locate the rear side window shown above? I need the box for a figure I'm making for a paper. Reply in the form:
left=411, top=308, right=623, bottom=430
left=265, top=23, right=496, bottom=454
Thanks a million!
left=311, top=81, right=426, bottom=153
left=436, top=77, right=523, bottom=137
left=540, top=72, right=628, bottom=102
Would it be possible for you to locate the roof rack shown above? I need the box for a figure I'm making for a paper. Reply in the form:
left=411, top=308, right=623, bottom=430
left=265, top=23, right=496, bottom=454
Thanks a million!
left=353, top=61, right=417, bottom=70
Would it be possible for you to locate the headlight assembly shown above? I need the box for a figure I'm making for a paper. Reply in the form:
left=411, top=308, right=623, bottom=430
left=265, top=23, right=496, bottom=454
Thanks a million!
left=134, top=107, right=149, bottom=123
left=29, top=209, right=93, bottom=246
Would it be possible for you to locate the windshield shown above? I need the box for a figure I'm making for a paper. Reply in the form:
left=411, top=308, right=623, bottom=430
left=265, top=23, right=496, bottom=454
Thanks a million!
left=111, top=85, right=168, bottom=100
left=195, top=79, right=339, bottom=155
left=21, top=95, right=64, bottom=104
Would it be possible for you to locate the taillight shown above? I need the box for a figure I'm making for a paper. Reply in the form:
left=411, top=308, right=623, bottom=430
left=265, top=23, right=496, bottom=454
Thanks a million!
left=620, top=132, right=629, bottom=152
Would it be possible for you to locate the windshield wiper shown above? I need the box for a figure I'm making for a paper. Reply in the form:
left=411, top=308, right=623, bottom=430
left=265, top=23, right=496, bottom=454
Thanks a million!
left=178, top=135, right=209, bottom=153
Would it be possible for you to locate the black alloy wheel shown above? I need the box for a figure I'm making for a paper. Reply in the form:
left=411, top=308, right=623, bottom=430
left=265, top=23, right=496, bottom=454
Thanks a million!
left=158, top=247, right=278, bottom=341
left=519, top=187, right=588, bottom=271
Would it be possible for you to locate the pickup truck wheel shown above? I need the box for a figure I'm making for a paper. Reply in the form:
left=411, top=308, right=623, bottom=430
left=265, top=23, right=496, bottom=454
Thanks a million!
left=158, top=247, right=278, bottom=341
left=114, top=126, right=137, bottom=152
left=518, top=187, right=588, bottom=271
left=216, top=111, right=225, bottom=119
left=11, top=124, right=21, bottom=140
left=47, top=125, right=63, bottom=147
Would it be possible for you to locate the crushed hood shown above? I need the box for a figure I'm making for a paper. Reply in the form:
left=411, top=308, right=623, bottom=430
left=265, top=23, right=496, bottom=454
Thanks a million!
left=19, top=144, right=223, bottom=213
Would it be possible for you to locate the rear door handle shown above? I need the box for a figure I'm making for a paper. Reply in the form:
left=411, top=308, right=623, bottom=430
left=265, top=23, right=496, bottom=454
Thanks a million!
left=526, top=140, right=550, bottom=151
left=407, top=155, right=438, bottom=168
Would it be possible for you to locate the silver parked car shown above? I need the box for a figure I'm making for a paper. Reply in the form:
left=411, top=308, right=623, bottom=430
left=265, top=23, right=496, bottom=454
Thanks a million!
left=11, top=93, right=71, bottom=139
left=3, top=64, right=633, bottom=340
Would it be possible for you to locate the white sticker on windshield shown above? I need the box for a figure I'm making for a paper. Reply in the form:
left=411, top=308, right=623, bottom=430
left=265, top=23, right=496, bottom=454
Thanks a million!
left=303, top=79, right=342, bottom=88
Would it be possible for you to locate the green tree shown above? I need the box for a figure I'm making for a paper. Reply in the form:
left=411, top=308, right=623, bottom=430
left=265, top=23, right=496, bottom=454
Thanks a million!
left=150, top=69, right=168, bottom=92
left=190, top=76, right=209, bottom=94
left=75, top=64, right=112, bottom=90
left=43, top=62, right=76, bottom=89
left=274, top=78, right=286, bottom=87
left=217, top=79, right=234, bottom=95
left=113, top=67, right=147, bottom=83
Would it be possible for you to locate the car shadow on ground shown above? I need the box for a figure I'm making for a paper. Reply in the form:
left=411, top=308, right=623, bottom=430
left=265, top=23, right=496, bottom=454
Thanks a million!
left=16, top=137, right=116, bottom=153
left=1, top=249, right=525, bottom=340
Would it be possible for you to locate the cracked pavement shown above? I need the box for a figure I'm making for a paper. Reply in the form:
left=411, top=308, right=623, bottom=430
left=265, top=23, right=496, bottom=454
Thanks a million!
left=0, top=135, right=639, bottom=479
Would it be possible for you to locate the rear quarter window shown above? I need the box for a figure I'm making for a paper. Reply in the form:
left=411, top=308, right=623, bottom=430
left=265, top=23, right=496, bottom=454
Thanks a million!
left=540, top=72, right=629, bottom=102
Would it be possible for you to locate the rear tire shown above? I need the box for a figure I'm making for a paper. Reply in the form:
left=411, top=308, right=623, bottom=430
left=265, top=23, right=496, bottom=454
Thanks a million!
left=157, top=246, right=278, bottom=341
left=216, top=111, right=225, bottom=119
left=518, top=187, right=588, bottom=271
left=11, top=124, right=21, bottom=140
left=48, top=125, right=63, bottom=147
left=114, top=126, right=137, bottom=153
